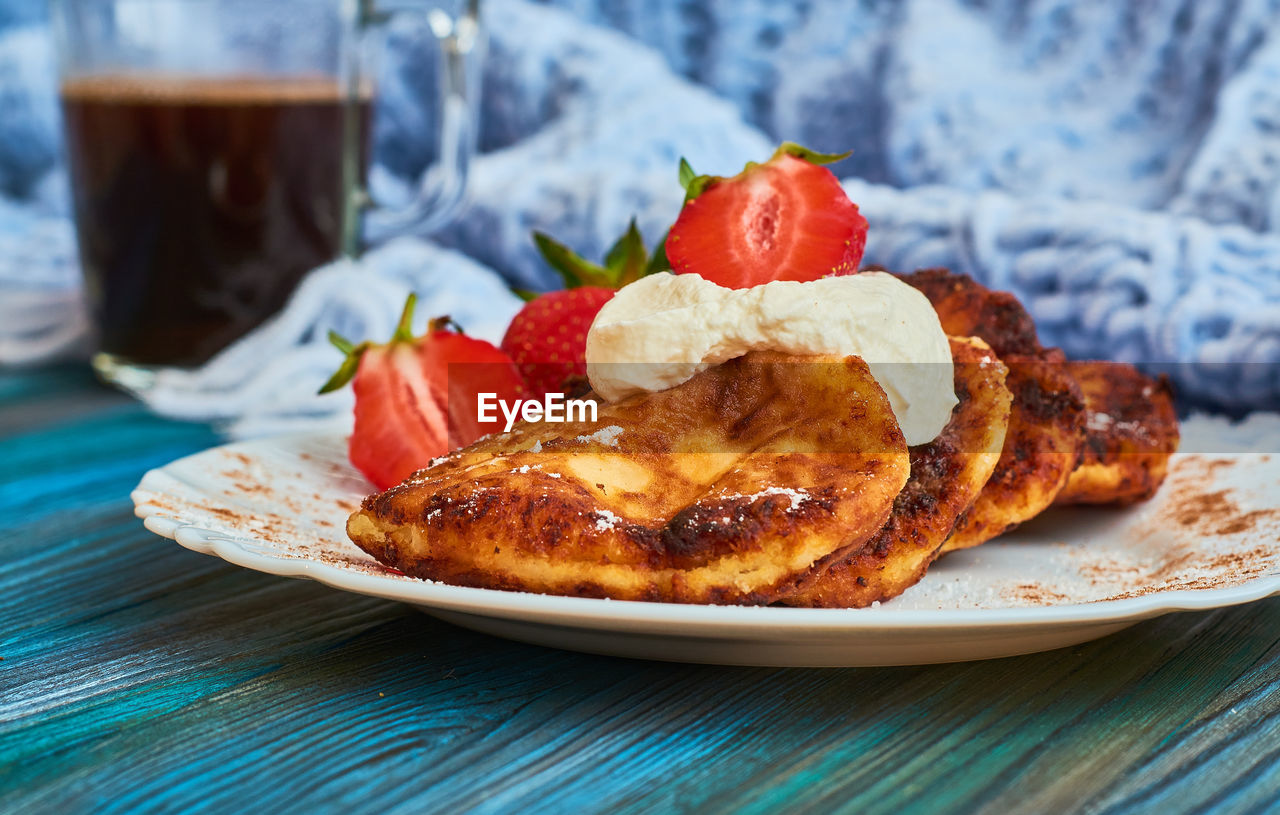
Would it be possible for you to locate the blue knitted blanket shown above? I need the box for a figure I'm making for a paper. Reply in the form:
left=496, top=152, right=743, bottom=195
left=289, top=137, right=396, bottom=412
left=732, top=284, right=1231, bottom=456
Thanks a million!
left=1, top=0, right=1277, bottom=428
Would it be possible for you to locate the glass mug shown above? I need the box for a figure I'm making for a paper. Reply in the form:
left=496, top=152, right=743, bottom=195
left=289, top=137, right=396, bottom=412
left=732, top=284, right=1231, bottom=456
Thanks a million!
left=51, top=0, right=481, bottom=390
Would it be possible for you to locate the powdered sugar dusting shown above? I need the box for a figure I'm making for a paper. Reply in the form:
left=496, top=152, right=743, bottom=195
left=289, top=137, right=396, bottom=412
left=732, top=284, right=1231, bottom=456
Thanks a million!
left=576, top=425, right=624, bottom=447
left=721, top=486, right=810, bottom=511
left=593, top=509, right=621, bottom=531
left=1087, top=410, right=1156, bottom=442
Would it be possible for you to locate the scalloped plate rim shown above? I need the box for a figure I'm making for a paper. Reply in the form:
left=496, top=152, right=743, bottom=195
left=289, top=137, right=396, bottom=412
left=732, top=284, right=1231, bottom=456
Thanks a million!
left=132, top=447, right=1280, bottom=636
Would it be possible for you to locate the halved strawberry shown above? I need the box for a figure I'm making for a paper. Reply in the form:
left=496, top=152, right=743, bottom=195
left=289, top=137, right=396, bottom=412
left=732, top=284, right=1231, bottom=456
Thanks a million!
left=502, top=219, right=665, bottom=397
left=666, top=143, right=867, bottom=288
left=321, top=295, right=526, bottom=489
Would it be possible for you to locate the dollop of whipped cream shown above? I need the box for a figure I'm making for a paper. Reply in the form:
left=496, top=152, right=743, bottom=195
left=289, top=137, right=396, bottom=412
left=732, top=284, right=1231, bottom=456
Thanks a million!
left=584, top=272, right=956, bottom=445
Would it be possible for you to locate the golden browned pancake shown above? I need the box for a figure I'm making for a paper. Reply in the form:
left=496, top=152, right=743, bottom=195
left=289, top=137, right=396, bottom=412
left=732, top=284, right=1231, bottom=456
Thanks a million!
left=896, top=268, right=1043, bottom=358
left=347, top=352, right=910, bottom=604
left=898, top=269, right=1086, bottom=552
left=781, top=336, right=1013, bottom=607
left=941, top=353, right=1085, bottom=550
left=1055, top=361, right=1180, bottom=505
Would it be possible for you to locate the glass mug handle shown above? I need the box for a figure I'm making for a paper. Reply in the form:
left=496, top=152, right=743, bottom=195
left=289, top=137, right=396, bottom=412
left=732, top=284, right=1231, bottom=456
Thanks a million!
left=346, top=0, right=481, bottom=249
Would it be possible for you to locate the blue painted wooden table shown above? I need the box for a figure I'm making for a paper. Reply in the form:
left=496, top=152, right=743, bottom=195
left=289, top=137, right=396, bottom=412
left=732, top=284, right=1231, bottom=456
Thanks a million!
left=3, top=365, right=1279, bottom=814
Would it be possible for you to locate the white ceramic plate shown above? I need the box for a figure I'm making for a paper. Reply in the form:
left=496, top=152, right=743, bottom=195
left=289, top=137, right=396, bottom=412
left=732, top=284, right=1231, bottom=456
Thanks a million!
left=132, top=417, right=1280, bottom=667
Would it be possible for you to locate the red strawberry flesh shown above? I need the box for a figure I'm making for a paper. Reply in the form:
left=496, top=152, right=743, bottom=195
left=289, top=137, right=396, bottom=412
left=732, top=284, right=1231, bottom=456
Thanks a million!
left=666, top=154, right=867, bottom=288
left=349, top=342, right=450, bottom=491
left=326, top=296, right=526, bottom=490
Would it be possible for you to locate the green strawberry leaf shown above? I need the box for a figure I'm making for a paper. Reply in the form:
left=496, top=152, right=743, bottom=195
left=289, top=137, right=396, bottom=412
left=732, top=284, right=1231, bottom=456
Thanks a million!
left=774, top=141, right=852, bottom=165
left=328, top=330, right=356, bottom=356
left=318, top=294, right=420, bottom=394
left=391, top=293, right=418, bottom=343
left=678, top=157, right=697, bottom=190
left=531, top=220, right=671, bottom=291
left=318, top=349, right=362, bottom=394
left=604, top=217, right=649, bottom=285
left=319, top=330, right=369, bottom=394
left=684, top=175, right=716, bottom=202
left=678, top=156, right=717, bottom=202
left=533, top=231, right=612, bottom=289
left=646, top=229, right=671, bottom=275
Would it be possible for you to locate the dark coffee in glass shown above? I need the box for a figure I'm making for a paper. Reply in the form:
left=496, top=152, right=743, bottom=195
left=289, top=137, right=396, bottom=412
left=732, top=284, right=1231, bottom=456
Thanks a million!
left=62, top=76, right=370, bottom=367
left=52, top=0, right=481, bottom=388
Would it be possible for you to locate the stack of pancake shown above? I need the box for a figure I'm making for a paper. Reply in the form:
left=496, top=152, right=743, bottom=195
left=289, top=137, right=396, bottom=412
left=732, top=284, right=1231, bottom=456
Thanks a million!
left=346, top=271, right=1179, bottom=607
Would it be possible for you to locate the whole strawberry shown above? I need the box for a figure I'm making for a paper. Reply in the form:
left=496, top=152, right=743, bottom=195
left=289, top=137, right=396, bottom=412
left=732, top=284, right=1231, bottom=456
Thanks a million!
left=667, top=143, right=867, bottom=288
left=502, top=219, right=665, bottom=398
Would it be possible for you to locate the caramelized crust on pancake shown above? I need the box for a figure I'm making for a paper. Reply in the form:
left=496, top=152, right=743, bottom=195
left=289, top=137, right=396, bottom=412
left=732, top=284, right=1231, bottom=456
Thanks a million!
left=1055, top=361, right=1179, bottom=505
left=897, top=269, right=1086, bottom=552
left=941, top=354, right=1085, bottom=550
left=347, top=352, right=910, bottom=604
left=898, top=268, right=1042, bottom=357
left=782, top=336, right=1013, bottom=608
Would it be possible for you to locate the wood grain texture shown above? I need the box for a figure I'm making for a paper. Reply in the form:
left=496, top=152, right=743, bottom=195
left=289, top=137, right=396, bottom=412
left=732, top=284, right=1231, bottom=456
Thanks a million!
left=1, top=368, right=1278, bottom=815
